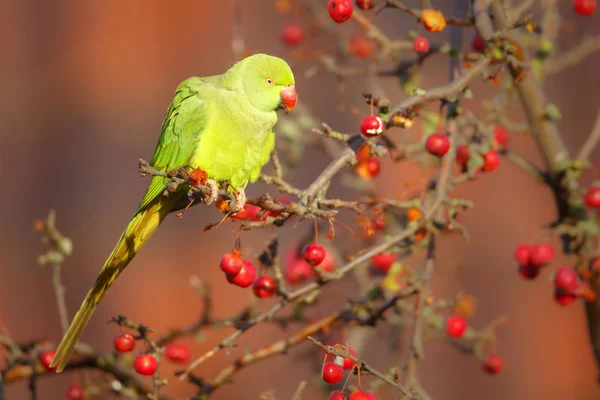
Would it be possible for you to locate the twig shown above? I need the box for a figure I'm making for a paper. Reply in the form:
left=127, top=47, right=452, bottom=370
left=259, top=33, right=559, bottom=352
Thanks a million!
left=543, top=35, right=600, bottom=76
left=577, top=111, right=600, bottom=163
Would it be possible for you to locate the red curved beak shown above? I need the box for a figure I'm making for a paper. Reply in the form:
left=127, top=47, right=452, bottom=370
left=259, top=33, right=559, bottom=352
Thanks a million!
left=280, top=85, right=297, bottom=113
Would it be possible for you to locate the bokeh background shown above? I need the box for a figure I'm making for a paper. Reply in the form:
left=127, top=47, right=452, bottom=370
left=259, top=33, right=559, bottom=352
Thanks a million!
left=1, top=0, right=600, bottom=399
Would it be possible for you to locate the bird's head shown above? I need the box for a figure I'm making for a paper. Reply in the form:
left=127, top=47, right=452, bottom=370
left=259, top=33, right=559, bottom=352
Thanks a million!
left=240, top=54, right=297, bottom=113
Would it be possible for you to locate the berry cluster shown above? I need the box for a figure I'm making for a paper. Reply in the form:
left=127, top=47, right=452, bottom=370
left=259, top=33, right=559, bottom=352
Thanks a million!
left=285, top=244, right=335, bottom=284
left=514, top=243, right=555, bottom=279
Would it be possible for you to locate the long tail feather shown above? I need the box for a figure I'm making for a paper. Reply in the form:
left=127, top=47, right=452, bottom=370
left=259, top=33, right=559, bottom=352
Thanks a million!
left=50, top=200, right=171, bottom=372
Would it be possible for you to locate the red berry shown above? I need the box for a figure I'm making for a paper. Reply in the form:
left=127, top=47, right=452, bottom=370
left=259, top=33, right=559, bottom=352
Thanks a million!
left=220, top=252, right=243, bottom=275
left=370, top=214, right=385, bottom=230
left=134, top=354, right=158, bottom=375
left=322, top=362, right=344, bottom=384
left=360, top=116, right=384, bottom=137
left=366, top=158, right=380, bottom=176
left=356, top=0, right=375, bottom=10
left=230, top=205, right=249, bottom=220
left=319, top=249, right=336, bottom=273
left=573, top=0, right=597, bottom=16
left=65, top=384, right=85, bottom=400
left=519, top=263, right=540, bottom=280
left=165, top=342, right=190, bottom=363
left=554, top=267, right=579, bottom=292
left=343, top=347, right=358, bottom=370
left=584, top=187, right=600, bottom=208
left=481, top=150, right=500, bottom=172
left=328, top=0, right=354, bottom=23
left=285, top=259, right=314, bottom=284
left=514, top=244, right=531, bottom=265
left=246, top=204, right=268, bottom=221
left=302, top=244, right=326, bottom=266
left=494, top=125, right=508, bottom=146
left=483, top=354, right=503, bottom=374
left=471, top=34, right=485, bottom=52
left=114, top=333, right=136, bottom=353
left=425, top=133, right=450, bottom=157
left=529, top=243, right=554, bottom=267
left=413, top=36, right=430, bottom=53
left=348, top=34, right=375, bottom=59
left=446, top=315, right=467, bottom=338
left=349, top=392, right=371, bottom=400
left=555, top=290, right=577, bottom=306
left=226, top=260, right=257, bottom=288
left=39, top=350, right=57, bottom=372
left=370, top=253, right=396, bottom=273
left=253, top=275, right=277, bottom=298
left=281, top=23, right=304, bottom=47
left=455, top=145, right=470, bottom=167
left=330, top=392, right=347, bottom=400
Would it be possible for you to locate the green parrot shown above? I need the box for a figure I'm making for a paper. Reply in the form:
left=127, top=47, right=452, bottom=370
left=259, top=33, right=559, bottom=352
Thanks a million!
left=50, top=53, right=297, bottom=372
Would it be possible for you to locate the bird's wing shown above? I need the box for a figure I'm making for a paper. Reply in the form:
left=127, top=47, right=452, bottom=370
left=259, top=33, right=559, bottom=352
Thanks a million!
left=137, top=77, right=214, bottom=212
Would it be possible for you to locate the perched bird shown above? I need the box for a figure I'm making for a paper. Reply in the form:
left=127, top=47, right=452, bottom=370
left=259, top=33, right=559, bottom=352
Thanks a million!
left=50, top=54, right=297, bottom=372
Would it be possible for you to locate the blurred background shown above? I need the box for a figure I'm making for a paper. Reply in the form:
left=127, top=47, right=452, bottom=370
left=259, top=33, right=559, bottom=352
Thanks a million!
left=1, top=0, right=600, bottom=399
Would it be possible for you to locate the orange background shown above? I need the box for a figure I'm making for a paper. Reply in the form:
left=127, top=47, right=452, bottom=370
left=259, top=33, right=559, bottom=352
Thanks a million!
left=1, top=1, right=600, bottom=399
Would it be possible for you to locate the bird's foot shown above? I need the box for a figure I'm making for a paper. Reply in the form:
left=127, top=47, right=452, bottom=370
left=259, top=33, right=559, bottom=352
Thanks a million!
left=229, top=189, right=247, bottom=213
left=202, top=179, right=219, bottom=205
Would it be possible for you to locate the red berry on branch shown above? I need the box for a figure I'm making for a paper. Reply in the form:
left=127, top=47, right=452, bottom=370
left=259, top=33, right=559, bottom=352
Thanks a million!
left=285, top=259, right=314, bottom=284
left=425, top=133, right=450, bottom=157
left=471, top=34, right=485, bottom=52
left=455, top=145, right=470, bottom=166
left=555, top=290, right=576, bottom=306
left=133, top=354, right=158, bottom=376
left=446, top=315, right=467, bottom=338
left=348, top=34, right=375, bottom=59
left=220, top=252, right=243, bottom=275
left=370, top=214, right=386, bottom=230
left=342, top=347, right=358, bottom=370
left=226, top=260, right=257, bottom=288
left=481, top=150, right=500, bottom=172
left=114, top=333, right=136, bottom=353
left=529, top=243, right=554, bottom=266
left=494, top=125, right=508, bottom=146
left=253, top=275, right=277, bottom=298
left=514, top=244, right=531, bottom=265
left=39, top=350, right=57, bottom=372
left=350, top=391, right=372, bottom=400
left=330, top=391, right=347, bottom=400
left=328, top=0, right=354, bottom=23
left=482, top=354, right=503, bottom=374
left=230, top=204, right=250, bottom=220
left=246, top=204, right=268, bottom=221
left=554, top=267, right=579, bottom=292
left=519, top=263, right=540, bottom=280
left=281, top=23, right=304, bottom=47
left=302, top=244, right=326, bottom=266
left=413, top=36, right=430, bottom=53
left=366, top=158, right=381, bottom=176
left=165, top=342, right=190, bottom=363
left=322, top=362, right=344, bottom=384
left=584, top=187, right=600, bottom=208
left=360, top=116, right=384, bottom=137
left=371, top=253, right=396, bottom=273
left=573, top=0, right=597, bottom=16
left=356, top=0, right=375, bottom=10
left=65, top=384, right=85, bottom=400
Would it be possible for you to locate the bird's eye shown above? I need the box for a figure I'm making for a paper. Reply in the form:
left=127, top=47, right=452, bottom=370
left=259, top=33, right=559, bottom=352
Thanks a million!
left=265, top=77, right=275, bottom=86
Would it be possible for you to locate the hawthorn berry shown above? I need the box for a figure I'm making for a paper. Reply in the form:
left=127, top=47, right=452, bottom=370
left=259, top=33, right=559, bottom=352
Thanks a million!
left=226, top=260, right=257, bottom=288
left=371, top=253, right=396, bottom=273
left=555, top=290, right=576, bottom=306
left=455, top=145, right=470, bottom=166
left=281, top=23, right=304, bottom=47
left=481, top=150, right=500, bottom=172
left=406, top=207, right=422, bottom=222
left=65, top=384, right=85, bottom=400
left=134, top=354, right=157, bottom=375
left=165, top=342, right=190, bottom=363
left=360, top=116, right=384, bottom=137
left=330, top=392, right=347, bottom=400
left=253, top=275, right=277, bottom=298
left=519, top=263, right=540, bottom=280
left=514, top=244, right=531, bottom=265
left=366, top=158, right=380, bottom=176
left=285, top=259, right=314, bottom=284
left=356, top=0, right=375, bottom=10
left=425, top=133, right=450, bottom=157
left=245, top=204, right=268, bottom=221
left=348, top=34, right=375, bottom=59
left=39, top=350, right=57, bottom=372
left=584, top=186, right=600, bottom=208
left=354, top=158, right=381, bottom=179
left=413, top=36, right=430, bottom=53
left=446, top=315, right=467, bottom=338
left=494, top=125, right=508, bottom=147
left=554, top=267, right=579, bottom=292
left=322, top=362, right=344, bottom=384
left=471, top=34, right=485, bottom=52
left=529, top=243, right=554, bottom=266
left=303, top=243, right=326, bottom=266
left=230, top=204, right=249, bottom=220
left=114, top=333, right=136, bottom=352
left=483, top=354, right=503, bottom=374
left=349, top=391, right=372, bottom=400
left=370, top=214, right=386, bottom=230
left=573, top=0, right=597, bottom=16
left=328, top=0, right=354, bottom=23
left=220, top=252, right=243, bottom=275
left=421, top=8, right=446, bottom=32
left=342, top=347, right=358, bottom=370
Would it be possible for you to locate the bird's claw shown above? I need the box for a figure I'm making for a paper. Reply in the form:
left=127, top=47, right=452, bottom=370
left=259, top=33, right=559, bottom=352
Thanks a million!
left=202, top=179, right=219, bottom=205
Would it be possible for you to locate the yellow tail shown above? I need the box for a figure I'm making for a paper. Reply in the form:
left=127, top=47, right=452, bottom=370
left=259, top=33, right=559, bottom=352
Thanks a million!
left=50, top=199, right=171, bottom=372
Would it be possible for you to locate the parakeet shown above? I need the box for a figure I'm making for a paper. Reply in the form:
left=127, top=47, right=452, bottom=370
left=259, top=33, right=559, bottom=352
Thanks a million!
left=50, top=53, right=297, bottom=372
